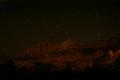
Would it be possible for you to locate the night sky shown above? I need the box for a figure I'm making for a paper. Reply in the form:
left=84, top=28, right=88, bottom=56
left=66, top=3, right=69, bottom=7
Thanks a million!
left=0, top=0, right=120, bottom=55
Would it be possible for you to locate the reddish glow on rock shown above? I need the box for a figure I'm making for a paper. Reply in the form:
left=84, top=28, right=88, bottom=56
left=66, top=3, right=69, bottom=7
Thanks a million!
left=15, top=39, right=120, bottom=71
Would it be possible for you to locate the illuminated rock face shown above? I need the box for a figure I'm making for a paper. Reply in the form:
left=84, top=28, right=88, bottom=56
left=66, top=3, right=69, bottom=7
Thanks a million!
left=22, top=42, right=59, bottom=57
left=14, top=49, right=120, bottom=71
left=58, top=40, right=76, bottom=51
left=21, top=39, right=78, bottom=58
left=15, top=39, right=120, bottom=71
left=15, top=60, right=36, bottom=72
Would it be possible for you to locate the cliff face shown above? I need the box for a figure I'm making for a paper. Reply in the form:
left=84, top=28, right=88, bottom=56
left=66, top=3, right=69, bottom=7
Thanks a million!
left=12, top=38, right=120, bottom=72
left=14, top=49, right=120, bottom=72
left=20, top=39, right=78, bottom=58
left=17, top=37, right=120, bottom=59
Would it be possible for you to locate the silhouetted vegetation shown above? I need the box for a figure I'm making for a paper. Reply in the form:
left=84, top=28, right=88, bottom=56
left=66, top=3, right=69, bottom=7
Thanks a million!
left=0, top=59, right=120, bottom=80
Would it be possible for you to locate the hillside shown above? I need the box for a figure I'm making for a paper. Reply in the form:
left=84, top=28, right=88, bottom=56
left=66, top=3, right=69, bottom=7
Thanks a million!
left=12, top=37, right=120, bottom=71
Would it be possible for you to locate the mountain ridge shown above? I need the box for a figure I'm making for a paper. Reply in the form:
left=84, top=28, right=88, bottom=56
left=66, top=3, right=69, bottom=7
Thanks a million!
left=16, top=37, right=120, bottom=58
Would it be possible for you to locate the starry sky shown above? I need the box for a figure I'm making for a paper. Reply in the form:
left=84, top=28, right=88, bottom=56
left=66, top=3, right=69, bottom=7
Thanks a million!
left=0, top=0, right=120, bottom=55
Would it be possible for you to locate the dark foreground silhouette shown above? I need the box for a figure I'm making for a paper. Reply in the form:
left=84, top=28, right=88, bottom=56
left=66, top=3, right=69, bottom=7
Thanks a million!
left=0, top=60, right=120, bottom=80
